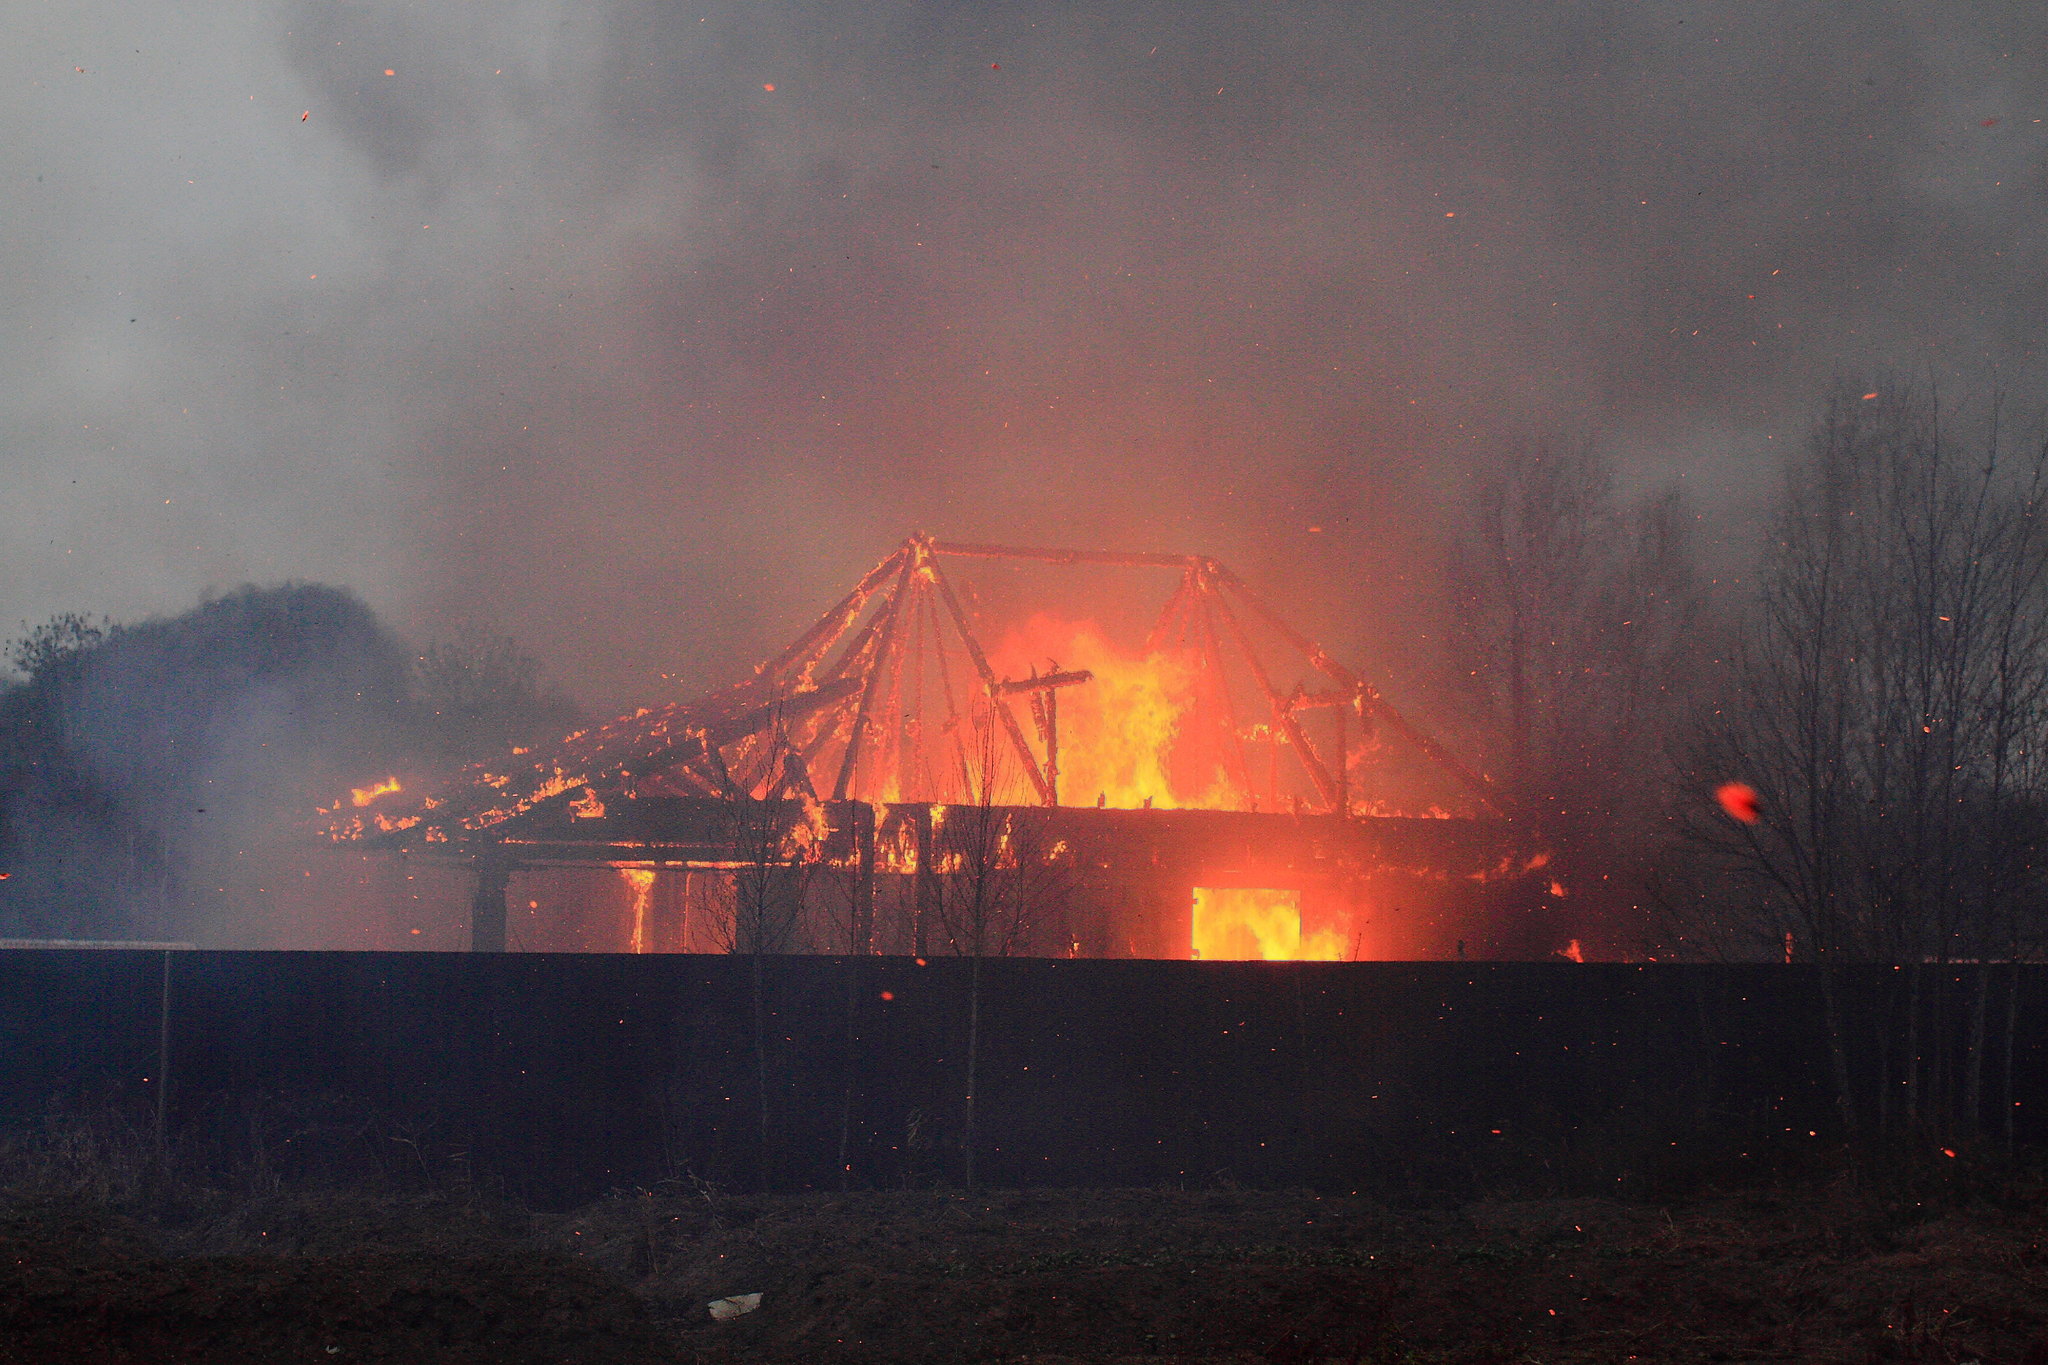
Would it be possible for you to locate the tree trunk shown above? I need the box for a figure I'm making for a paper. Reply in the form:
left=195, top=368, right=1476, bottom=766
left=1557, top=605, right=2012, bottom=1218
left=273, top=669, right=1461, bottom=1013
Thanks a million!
left=2003, top=962, right=2022, bottom=1155
left=837, top=955, right=860, bottom=1192
left=752, top=949, right=771, bottom=1190
left=1819, top=963, right=1859, bottom=1140
left=963, top=951, right=982, bottom=1190
left=1966, top=965, right=1990, bottom=1137
left=1877, top=970, right=1896, bottom=1139
left=1904, top=964, right=1922, bottom=1133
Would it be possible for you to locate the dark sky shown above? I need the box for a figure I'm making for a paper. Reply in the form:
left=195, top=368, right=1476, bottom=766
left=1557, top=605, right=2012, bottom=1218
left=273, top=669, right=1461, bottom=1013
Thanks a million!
left=8, top=2, right=2045, bottom=712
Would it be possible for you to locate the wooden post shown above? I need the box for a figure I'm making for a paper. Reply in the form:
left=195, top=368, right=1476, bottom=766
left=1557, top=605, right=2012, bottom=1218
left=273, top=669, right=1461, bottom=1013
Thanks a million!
left=852, top=801, right=877, bottom=953
left=153, top=949, right=172, bottom=1150
left=912, top=807, right=936, bottom=957
left=471, top=852, right=511, bottom=953
left=1045, top=686, right=1060, bottom=807
left=1334, top=702, right=1349, bottom=817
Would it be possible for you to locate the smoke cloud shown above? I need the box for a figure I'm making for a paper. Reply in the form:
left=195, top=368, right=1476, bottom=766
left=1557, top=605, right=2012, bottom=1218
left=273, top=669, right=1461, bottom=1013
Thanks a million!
left=7, top=3, right=2045, bottom=713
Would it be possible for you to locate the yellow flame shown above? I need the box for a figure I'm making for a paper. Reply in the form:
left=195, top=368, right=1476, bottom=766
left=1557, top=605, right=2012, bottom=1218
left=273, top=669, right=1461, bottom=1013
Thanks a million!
left=1190, top=887, right=1346, bottom=961
left=990, top=616, right=1232, bottom=810
left=350, top=777, right=402, bottom=807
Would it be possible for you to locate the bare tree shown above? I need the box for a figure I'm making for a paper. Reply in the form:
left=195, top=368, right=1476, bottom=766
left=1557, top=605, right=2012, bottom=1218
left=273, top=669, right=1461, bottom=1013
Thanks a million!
left=410, top=633, right=581, bottom=764
left=1445, top=442, right=1707, bottom=954
left=6, top=613, right=112, bottom=683
left=705, top=705, right=820, bottom=1186
left=932, top=704, right=1075, bottom=1188
left=812, top=800, right=878, bottom=1189
left=1447, top=443, right=1702, bottom=816
left=1680, top=382, right=2048, bottom=1138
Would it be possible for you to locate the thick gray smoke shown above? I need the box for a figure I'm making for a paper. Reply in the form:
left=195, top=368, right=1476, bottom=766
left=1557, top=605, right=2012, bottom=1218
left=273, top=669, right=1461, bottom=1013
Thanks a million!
left=0, top=586, right=415, bottom=942
left=7, top=3, right=2046, bottom=714
left=0, top=585, right=576, bottom=944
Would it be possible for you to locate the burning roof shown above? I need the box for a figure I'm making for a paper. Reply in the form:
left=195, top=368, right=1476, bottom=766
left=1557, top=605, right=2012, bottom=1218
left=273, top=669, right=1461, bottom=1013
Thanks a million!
left=329, top=534, right=1496, bottom=847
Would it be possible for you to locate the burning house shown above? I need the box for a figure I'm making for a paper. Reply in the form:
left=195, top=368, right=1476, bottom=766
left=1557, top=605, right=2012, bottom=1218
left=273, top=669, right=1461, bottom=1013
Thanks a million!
left=328, top=535, right=1563, bottom=959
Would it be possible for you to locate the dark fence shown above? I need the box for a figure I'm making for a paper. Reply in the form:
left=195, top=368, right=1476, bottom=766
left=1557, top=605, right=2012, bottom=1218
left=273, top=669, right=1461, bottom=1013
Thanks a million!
left=0, top=953, right=2039, bottom=1203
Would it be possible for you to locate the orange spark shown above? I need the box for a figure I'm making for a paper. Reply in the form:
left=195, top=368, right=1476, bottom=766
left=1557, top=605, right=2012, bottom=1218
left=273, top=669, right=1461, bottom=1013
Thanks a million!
left=762, top=82, right=775, bottom=91
left=1861, top=392, right=1879, bottom=401
left=1715, top=781, right=1759, bottom=824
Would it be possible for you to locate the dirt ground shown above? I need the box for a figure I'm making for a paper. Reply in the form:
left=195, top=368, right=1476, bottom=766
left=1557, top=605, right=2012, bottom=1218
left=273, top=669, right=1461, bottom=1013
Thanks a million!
left=5, top=1178, right=2048, bottom=1363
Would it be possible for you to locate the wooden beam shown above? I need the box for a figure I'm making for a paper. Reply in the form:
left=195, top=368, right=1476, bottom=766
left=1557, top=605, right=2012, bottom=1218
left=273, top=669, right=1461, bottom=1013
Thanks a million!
left=925, top=553, right=1054, bottom=804
left=1195, top=593, right=1254, bottom=800
left=759, top=545, right=906, bottom=688
left=931, top=540, right=1196, bottom=571
left=833, top=552, right=918, bottom=801
left=1206, top=584, right=1344, bottom=813
left=990, top=669, right=1093, bottom=696
left=1211, top=563, right=1501, bottom=816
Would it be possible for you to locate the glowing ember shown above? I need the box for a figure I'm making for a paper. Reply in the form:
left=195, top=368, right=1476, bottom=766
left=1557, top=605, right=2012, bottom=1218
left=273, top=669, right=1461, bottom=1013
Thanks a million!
left=1190, top=886, right=1346, bottom=961
left=350, top=777, right=402, bottom=807
left=1715, top=781, right=1760, bottom=823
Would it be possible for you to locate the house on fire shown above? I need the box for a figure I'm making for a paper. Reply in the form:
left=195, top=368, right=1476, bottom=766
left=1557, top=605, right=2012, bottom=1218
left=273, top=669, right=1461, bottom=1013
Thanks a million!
left=327, top=535, right=1567, bottom=959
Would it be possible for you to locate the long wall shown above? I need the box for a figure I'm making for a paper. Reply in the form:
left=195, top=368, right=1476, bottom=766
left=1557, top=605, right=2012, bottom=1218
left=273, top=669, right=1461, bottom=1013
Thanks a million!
left=0, top=953, right=2034, bottom=1203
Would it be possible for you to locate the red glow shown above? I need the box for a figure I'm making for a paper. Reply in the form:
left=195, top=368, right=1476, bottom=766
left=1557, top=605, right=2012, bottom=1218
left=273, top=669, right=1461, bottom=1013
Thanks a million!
left=1715, top=781, right=1760, bottom=823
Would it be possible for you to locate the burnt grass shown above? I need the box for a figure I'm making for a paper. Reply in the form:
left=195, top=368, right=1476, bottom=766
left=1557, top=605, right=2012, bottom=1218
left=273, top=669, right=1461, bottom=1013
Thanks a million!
left=7, top=1152, right=2048, bottom=1365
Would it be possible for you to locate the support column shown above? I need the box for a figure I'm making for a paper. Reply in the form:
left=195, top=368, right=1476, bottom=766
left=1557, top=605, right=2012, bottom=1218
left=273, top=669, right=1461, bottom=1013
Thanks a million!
left=851, top=802, right=877, bottom=953
left=470, top=851, right=511, bottom=953
left=912, top=807, right=936, bottom=957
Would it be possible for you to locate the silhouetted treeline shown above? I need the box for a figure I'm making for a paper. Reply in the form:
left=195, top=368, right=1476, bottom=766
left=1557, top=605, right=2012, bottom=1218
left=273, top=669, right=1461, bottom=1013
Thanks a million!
left=1439, top=440, right=1714, bottom=955
left=1442, top=383, right=2048, bottom=1142
left=0, top=585, right=576, bottom=944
